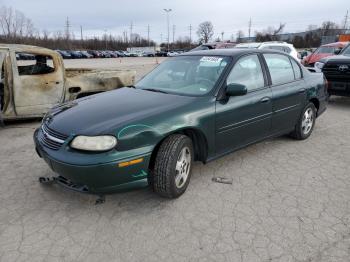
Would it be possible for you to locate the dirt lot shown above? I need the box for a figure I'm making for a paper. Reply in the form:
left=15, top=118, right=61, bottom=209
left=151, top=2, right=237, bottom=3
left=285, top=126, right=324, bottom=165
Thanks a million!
left=0, top=58, right=350, bottom=262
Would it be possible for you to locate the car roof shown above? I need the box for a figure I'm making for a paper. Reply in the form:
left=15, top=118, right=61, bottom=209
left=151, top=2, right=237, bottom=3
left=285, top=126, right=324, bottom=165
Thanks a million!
left=0, top=44, right=57, bottom=56
left=180, top=48, right=285, bottom=57
left=236, top=41, right=293, bottom=48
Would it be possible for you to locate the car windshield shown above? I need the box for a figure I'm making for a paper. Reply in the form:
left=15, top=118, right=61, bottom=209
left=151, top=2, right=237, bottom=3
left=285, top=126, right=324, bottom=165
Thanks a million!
left=135, top=55, right=231, bottom=96
left=341, top=45, right=350, bottom=56
left=314, top=46, right=335, bottom=54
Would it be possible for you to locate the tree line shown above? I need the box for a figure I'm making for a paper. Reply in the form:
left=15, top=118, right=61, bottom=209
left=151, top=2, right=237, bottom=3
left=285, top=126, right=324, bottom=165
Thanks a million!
left=0, top=5, right=347, bottom=51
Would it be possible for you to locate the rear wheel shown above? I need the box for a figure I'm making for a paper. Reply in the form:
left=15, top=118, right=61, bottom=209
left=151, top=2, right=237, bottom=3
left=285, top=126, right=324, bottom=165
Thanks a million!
left=290, top=103, right=316, bottom=140
left=152, top=134, right=193, bottom=198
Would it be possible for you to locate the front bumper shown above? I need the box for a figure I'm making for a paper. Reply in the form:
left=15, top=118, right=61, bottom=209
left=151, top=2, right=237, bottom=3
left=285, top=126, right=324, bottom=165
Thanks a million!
left=327, top=80, right=350, bottom=97
left=34, top=129, right=151, bottom=194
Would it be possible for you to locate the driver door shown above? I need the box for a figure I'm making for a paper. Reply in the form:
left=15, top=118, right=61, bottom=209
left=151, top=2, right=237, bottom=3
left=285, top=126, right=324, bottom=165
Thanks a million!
left=215, top=54, right=272, bottom=155
left=12, top=51, right=64, bottom=116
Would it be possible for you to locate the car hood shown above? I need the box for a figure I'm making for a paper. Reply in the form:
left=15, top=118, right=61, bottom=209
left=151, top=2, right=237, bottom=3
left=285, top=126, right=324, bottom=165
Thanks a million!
left=46, top=87, right=195, bottom=135
left=306, top=53, right=332, bottom=64
left=320, top=55, right=350, bottom=64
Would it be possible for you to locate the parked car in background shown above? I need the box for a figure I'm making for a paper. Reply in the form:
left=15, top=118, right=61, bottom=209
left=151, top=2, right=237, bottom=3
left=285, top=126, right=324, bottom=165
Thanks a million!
left=115, top=51, right=125, bottom=57
left=34, top=49, right=327, bottom=199
left=142, top=51, right=156, bottom=57
left=318, top=43, right=350, bottom=97
left=69, top=50, right=83, bottom=59
left=167, top=51, right=178, bottom=57
left=191, top=42, right=236, bottom=51
left=128, top=52, right=139, bottom=57
left=121, top=51, right=130, bottom=57
left=80, top=51, right=93, bottom=58
left=156, top=51, right=168, bottom=57
left=235, top=41, right=300, bottom=61
left=56, top=50, right=72, bottom=59
left=302, top=42, right=348, bottom=70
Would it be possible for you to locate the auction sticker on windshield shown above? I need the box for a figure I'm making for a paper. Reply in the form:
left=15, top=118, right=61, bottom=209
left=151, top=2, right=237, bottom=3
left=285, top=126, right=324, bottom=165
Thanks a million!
left=200, top=56, right=223, bottom=63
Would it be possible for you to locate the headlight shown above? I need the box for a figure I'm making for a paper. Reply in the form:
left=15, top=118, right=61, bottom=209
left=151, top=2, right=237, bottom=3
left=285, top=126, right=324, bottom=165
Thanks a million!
left=315, top=62, right=325, bottom=70
left=70, top=135, right=117, bottom=152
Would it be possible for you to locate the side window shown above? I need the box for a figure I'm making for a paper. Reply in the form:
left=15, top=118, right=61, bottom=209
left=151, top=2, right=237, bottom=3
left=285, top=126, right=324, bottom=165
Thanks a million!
left=264, top=53, right=295, bottom=85
left=227, top=54, right=265, bottom=91
left=290, top=58, right=302, bottom=79
left=16, top=53, right=55, bottom=76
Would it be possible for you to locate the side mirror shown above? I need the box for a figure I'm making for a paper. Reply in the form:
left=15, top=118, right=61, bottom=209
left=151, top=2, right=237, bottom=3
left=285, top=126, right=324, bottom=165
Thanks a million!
left=226, top=83, right=247, bottom=96
left=334, top=48, right=342, bottom=55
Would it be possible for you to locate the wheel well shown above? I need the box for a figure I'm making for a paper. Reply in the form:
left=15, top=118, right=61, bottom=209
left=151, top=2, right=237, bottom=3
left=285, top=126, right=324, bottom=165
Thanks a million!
left=309, top=98, right=319, bottom=113
left=148, top=128, right=208, bottom=170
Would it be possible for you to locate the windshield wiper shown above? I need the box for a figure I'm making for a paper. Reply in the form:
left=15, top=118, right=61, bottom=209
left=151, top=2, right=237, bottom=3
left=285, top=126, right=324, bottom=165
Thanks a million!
left=142, top=88, right=169, bottom=94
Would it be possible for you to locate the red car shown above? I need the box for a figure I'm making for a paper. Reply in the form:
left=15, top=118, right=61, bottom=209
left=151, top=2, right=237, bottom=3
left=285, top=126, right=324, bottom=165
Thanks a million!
left=302, top=42, right=348, bottom=67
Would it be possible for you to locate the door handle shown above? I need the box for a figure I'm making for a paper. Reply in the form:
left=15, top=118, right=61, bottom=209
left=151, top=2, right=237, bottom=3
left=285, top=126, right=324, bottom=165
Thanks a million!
left=260, top=97, right=271, bottom=103
left=299, top=88, right=306, bottom=93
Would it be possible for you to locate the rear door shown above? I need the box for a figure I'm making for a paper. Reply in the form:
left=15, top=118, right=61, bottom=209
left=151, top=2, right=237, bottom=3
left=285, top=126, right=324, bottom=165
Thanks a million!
left=12, top=50, right=64, bottom=116
left=215, top=54, right=272, bottom=155
left=263, top=53, right=306, bottom=134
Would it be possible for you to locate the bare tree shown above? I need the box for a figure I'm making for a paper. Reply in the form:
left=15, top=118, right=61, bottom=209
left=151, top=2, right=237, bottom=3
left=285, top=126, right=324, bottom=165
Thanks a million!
left=197, top=21, right=214, bottom=43
left=0, top=5, right=35, bottom=38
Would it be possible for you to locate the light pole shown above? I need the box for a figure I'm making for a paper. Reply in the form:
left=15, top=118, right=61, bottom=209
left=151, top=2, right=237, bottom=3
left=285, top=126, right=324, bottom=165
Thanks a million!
left=163, top=8, right=172, bottom=51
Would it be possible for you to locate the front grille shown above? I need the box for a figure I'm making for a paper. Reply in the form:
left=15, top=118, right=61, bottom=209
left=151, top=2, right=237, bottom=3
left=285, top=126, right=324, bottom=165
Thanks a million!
left=39, top=123, right=68, bottom=150
left=323, top=63, right=350, bottom=80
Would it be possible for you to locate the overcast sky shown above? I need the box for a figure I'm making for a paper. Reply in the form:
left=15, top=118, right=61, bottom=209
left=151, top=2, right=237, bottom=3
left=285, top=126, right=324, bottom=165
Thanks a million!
left=1, top=0, right=349, bottom=43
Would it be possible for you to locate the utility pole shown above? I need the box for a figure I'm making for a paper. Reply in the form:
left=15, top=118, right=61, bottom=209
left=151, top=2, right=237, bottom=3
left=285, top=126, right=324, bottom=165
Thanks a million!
left=65, top=17, right=71, bottom=40
left=172, top=24, right=176, bottom=43
left=248, top=17, right=252, bottom=40
left=147, top=24, right=150, bottom=46
left=80, top=25, right=83, bottom=41
left=163, top=9, right=172, bottom=51
left=130, top=21, right=133, bottom=44
left=221, top=31, right=224, bottom=41
left=343, top=10, right=349, bottom=32
left=189, top=24, right=192, bottom=47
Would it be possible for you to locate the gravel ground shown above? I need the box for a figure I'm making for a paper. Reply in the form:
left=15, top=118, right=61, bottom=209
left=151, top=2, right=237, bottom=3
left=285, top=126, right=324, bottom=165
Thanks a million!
left=0, top=59, right=350, bottom=262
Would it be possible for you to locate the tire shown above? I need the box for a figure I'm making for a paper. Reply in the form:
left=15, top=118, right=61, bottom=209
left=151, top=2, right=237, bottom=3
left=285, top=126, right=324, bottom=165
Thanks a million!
left=290, top=102, right=316, bottom=140
left=152, top=134, right=193, bottom=198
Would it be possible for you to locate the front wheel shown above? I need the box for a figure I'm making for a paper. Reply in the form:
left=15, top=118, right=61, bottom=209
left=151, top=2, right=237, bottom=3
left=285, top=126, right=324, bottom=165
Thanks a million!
left=152, top=134, right=193, bottom=198
left=290, top=103, right=316, bottom=140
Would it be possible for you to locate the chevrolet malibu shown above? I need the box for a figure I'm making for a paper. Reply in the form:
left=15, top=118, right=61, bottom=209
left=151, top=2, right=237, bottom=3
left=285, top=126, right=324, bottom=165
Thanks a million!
left=34, top=49, right=327, bottom=199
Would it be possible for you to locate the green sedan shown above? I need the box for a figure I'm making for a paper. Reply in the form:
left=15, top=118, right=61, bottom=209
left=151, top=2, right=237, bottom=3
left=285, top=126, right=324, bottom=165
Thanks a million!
left=34, top=49, right=327, bottom=199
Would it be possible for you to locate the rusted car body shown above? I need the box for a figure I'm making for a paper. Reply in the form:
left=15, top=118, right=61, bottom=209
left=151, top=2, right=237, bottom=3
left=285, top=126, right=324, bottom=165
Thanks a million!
left=0, top=44, right=135, bottom=120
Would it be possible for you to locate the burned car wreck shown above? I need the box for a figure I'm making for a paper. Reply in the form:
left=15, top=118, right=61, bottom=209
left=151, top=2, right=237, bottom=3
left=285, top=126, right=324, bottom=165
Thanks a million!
left=0, top=44, right=135, bottom=121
